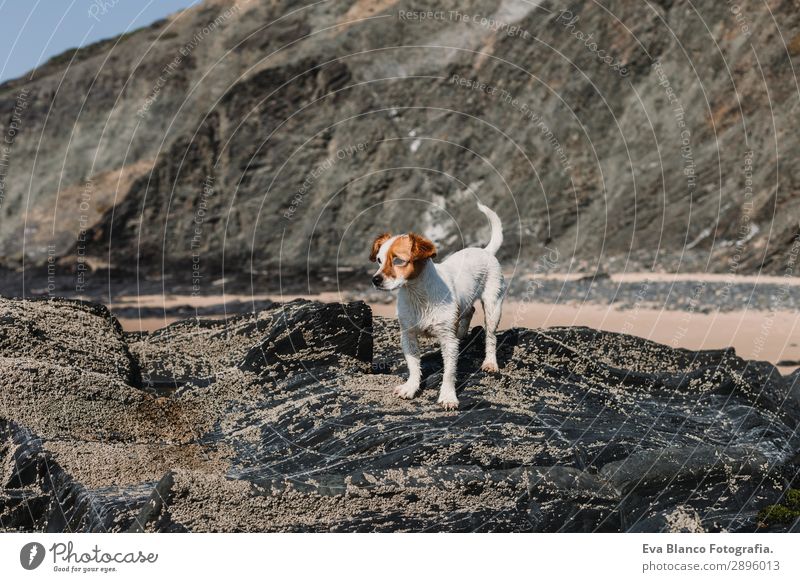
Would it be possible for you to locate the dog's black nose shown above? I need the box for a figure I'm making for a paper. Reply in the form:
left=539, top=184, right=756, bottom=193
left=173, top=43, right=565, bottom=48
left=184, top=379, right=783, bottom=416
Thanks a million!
left=372, top=275, right=382, bottom=287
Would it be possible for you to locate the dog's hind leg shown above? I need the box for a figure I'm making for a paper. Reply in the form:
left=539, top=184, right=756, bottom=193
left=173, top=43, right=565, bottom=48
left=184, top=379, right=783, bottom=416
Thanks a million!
left=456, top=304, right=475, bottom=340
left=480, top=273, right=504, bottom=372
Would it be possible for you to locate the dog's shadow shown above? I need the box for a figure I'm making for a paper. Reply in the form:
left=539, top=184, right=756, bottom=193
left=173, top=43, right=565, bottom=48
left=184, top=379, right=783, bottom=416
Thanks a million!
left=412, top=327, right=517, bottom=392
left=371, top=325, right=518, bottom=401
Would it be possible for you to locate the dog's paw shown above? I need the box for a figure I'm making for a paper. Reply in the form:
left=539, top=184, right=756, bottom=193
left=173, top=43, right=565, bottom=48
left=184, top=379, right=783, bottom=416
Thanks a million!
left=393, top=383, right=419, bottom=399
left=437, top=392, right=459, bottom=410
left=480, top=360, right=499, bottom=373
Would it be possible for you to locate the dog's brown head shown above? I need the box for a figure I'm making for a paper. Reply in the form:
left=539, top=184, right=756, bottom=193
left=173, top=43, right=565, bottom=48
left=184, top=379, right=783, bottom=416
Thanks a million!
left=370, top=233, right=437, bottom=290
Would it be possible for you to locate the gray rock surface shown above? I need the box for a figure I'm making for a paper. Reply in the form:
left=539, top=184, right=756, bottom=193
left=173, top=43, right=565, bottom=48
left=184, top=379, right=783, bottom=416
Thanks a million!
left=1, top=296, right=799, bottom=532
left=0, top=297, right=139, bottom=384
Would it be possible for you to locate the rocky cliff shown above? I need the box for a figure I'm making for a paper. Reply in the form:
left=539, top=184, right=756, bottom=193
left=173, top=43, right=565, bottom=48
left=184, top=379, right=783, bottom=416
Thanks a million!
left=1, top=296, right=799, bottom=532
left=0, top=0, right=799, bottom=290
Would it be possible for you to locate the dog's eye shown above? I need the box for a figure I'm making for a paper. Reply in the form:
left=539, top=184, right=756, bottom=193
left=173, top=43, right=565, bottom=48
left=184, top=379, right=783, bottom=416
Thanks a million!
left=392, top=257, right=407, bottom=266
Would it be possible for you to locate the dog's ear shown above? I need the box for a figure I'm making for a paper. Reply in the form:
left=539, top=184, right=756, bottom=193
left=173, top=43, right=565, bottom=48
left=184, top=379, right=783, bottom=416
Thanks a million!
left=408, top=233, right=437, bottom=261
left=370, top=233, right=392, bottom=262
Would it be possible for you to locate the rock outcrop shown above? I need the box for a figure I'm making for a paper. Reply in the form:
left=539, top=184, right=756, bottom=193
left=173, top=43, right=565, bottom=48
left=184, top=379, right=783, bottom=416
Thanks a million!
left=2, top=296, right=799, bottom=532
left=1, top=0, right=799, bottom=286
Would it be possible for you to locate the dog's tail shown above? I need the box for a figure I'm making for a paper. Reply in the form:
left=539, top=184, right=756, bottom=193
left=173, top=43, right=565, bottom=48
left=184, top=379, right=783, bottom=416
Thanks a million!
left=477, top=202, right=503, bottom=255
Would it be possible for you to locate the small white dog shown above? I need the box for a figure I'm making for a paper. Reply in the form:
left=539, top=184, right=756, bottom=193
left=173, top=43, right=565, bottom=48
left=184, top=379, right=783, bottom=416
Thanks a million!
left=370, top=202, right=505, bottom=410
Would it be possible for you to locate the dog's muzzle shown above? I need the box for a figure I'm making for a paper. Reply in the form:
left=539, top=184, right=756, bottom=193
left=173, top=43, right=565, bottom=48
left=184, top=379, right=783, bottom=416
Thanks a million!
left=372, top=275, right=384, bottom=288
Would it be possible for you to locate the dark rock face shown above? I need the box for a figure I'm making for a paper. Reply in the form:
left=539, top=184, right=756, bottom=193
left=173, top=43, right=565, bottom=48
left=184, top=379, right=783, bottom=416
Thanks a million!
left=1, top=0, right=799, bottom=284
left=1, top=297, right=799, bottom=532
left=238, top=300, right=373, bottom=376
left=0, top=421, right=147, bottom=533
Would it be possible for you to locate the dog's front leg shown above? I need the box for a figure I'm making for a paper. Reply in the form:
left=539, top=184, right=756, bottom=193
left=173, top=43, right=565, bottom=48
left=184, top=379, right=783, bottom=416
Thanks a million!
left=437, top=333, right=460, bottom=410
left=394, top=328, right=421, bottom=399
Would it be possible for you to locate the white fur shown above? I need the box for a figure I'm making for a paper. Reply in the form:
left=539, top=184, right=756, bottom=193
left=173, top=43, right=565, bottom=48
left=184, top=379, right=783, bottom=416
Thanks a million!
left=374, top=203, right=505, bottom=410
left=374, top=235, right=404, bottom=290
left=477, top=203, right=503, bottom=255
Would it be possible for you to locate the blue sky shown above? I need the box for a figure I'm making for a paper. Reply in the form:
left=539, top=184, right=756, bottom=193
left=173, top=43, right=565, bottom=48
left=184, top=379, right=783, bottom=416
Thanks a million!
left=0, top=0, right=201, bottom=83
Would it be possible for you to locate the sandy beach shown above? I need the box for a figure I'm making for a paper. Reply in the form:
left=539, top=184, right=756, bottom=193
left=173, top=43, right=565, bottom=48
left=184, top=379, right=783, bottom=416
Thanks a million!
left=109, top=274, right=800, bottom=375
